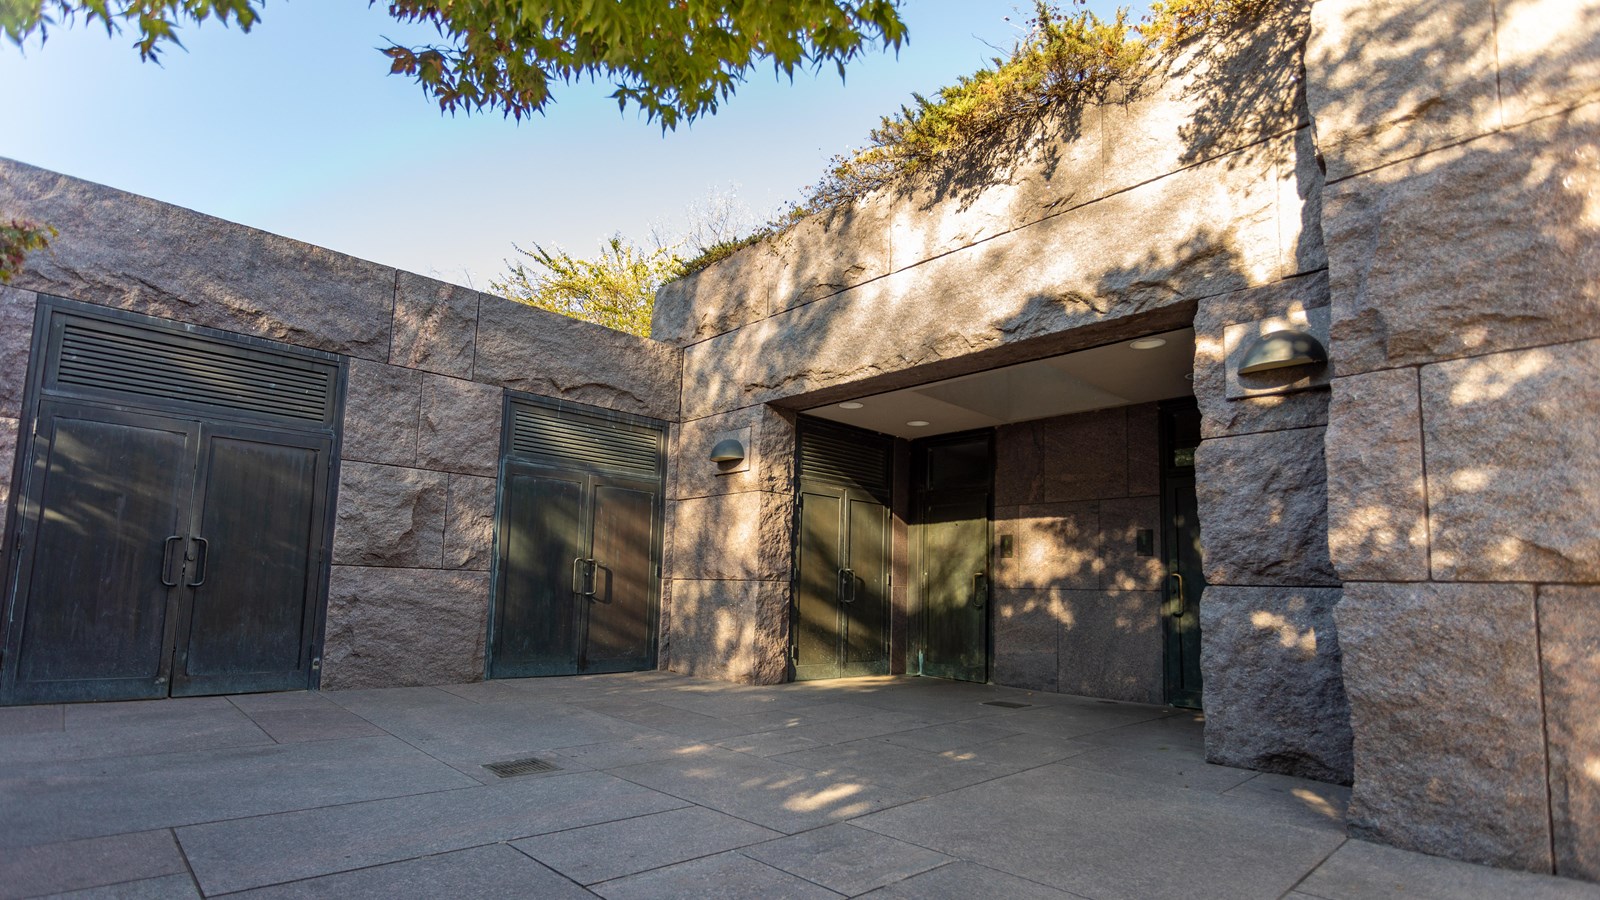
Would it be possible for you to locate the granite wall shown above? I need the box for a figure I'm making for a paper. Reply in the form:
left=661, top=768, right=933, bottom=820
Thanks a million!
left=1308, top=0, right=1600, bottom=879
left=0, top=158, right=682, bottom=691
left=989, top=405, right=1166, bottom=705
left=650, top=0, right=1350, bottom=787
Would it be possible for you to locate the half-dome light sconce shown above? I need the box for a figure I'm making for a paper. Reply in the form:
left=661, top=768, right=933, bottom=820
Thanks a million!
left=1237, top=328, right=1329, bottom=375
left=709, top=438, right=746, bottom=465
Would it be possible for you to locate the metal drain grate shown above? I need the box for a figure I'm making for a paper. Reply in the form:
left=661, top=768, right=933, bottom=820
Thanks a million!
left=483, top=756, right=561, bottom=778
left=982, top=700, right=1032, bottom=709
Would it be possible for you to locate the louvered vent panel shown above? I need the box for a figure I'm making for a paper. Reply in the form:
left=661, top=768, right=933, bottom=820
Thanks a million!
left=52, top=319, right=336, bottom=424
left=511, top=404, right=661, bottom=479
left=800, top=423, right=892, bottom=496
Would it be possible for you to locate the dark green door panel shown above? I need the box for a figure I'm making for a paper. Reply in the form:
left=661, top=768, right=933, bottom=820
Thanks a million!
left=794, top=490, right=844, bottom=681
left=1162, top=399, right=1205, bottom=709
left=1164, top=476, right=1205, bottom=708
left=583, top=478, right=659, bottom=673
left=914, top=433, right=993, bottom=685
left=4, top=404, right=197, bottom=704
left=493, top=467, right=587, bottom=677
left=172, top=426, right=329, bottom=697
left=919, top=492, right=990, bottom=683
left=841, top=496, right=890, bottom=675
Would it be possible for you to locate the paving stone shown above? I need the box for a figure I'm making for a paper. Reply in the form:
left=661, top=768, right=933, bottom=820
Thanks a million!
left=0, top=736, right=473, bottom=849
left=176, top=771, right=686, bottom=895
left=879, top=722, right=1021, bottom=754
left=857, top=861, right=1080, bottom=899
left=590, top=850, right=842, bottom=900
left=1075, top=712, right=1205, bottom=753
left=0, top=830, right=187, bottom=900
left=0, top=697, right=271, bottom=766
left=716, top=731, right=828, bottom=758
left=235, top=706, right=386, bottom=744
left=37, top=873, right=201, bottom=899
left=930, top=732, right=1096, bottom=772
left=743, top=823, right=951, bottom=896
left=610, top=750, right=916, bottom=834
left=1216, top=772, right=1350, bottom=834
left=516, top=805, right=781, bottom=885
left=855, top=762, right=1345, bottom=900
left=1297, top=839, right=1600, bottom=900
left=0, top=703, right=63, bottom=736
left=224, top=843, right=587, bottom=899
left=551, top=733, right=715, bottom=771
left=997, top=699, right=1170, bottom=741
left=1058, top=744, right=1256, bottom=794
left=763, top=710, right=943, bottom=747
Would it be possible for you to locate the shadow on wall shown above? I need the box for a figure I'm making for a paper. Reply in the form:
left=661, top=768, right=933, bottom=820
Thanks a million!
left=887, top=0, right=1311, bottom=215
left=1309, top=0, right=1600, bottom=181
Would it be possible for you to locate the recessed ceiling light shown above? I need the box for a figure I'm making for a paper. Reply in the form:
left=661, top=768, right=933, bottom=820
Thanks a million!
left=907, top=420, right=930, bottom=427
left=1130, top=338, right=1167, bottom=350
left=839, top=401, right=864, bottom=410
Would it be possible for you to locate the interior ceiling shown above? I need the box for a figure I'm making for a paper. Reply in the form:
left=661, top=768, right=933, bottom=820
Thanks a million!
left=803, top=327, right=1196, bottom=439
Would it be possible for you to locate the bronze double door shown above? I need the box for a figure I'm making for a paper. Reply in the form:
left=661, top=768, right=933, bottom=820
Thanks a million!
left=792, top=421, right=893, bottom=681
left=794, top=481, right=892, bottom=680
left=1, top=300, right=340, bottom=705
left=488, top=400, right=664, bottom=678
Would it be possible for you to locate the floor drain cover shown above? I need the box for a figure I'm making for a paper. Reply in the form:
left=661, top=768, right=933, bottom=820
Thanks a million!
left=484, top=756, right=560, bottom=778
left=983, top=700, right=1031, bottom=709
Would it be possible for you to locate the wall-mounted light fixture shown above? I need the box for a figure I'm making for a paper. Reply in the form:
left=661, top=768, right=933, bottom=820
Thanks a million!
left=1237, top=328, right=1329, bottom=375
left=709, top=438, right=746, bottom=464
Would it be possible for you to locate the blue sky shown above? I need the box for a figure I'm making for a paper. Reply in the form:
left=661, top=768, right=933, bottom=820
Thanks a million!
left=4, top=2, right=1131, bottom=289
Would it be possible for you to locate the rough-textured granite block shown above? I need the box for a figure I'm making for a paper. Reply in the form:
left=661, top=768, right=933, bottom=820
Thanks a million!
left=1337, top=581, right=1551, bottom=872
left=1201, top=585, right=1352, bottom=784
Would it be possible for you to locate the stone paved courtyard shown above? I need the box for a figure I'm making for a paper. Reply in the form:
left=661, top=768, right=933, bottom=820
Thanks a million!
left=2, top=673, right=1594, bottom=899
